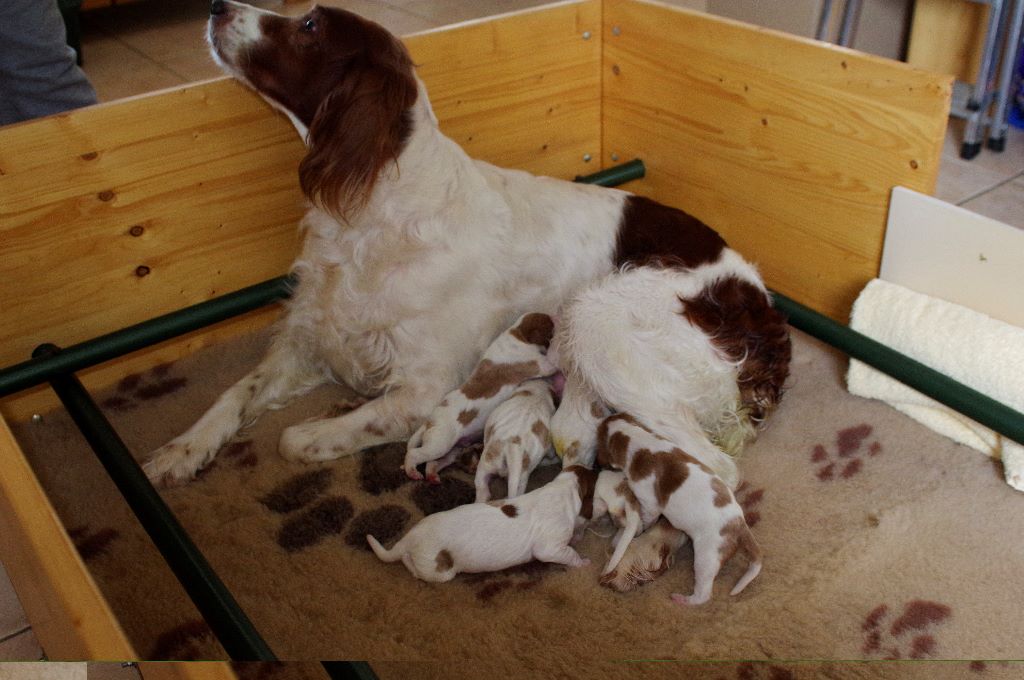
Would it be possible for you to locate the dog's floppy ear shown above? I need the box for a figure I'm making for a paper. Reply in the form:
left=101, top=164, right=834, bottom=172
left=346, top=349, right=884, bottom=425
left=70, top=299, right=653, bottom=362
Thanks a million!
left=566, top=465, right=599, bottom=520
left=299, top=53, right=418, bottom=220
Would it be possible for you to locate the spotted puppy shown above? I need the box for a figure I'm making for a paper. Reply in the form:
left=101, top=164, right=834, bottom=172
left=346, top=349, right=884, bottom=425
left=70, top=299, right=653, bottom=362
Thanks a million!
left=367, top=466, right=598, bottom=582
left=551, top=372, right=611, bottom=468
left=597, top=414, right=762, bottom=605
left=474, top=378, right=558, bottom=502
left=404, top=313, right=558, bottom=482
left=591, top=470, right=652, bottom=576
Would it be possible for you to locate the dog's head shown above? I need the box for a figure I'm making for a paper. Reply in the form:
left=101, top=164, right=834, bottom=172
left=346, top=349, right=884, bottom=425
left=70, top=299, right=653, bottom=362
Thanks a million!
left=208, top=1, right=418, bottom=217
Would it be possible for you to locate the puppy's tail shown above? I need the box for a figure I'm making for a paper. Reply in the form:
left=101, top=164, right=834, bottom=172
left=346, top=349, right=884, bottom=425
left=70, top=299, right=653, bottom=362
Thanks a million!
left=729, top=525, right=763, bottom=596
left=366, top=534, right=402, bottom=563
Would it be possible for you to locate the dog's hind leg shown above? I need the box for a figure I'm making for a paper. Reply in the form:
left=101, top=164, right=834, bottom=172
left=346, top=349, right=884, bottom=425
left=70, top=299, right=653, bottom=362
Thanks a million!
left=143, top=339, right=324, bottom=485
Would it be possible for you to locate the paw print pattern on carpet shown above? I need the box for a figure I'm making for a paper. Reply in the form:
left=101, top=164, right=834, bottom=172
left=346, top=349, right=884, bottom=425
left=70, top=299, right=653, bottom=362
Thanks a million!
left=861, top=599, right=952, bottom=659
left=734, top=663, right=796, bottom=680
left=101, top=363, right=188, bottom=411
left=811, top=423, right=882, bottom=481
left=148, top=619, right=216, bottom=660
left=259, top=468, right=355, bottom=552
left=734, top=481, right=765, bottom=527
left=461, top=560, right=556, bottom=602
left=67, top=525, right=120, bottom=561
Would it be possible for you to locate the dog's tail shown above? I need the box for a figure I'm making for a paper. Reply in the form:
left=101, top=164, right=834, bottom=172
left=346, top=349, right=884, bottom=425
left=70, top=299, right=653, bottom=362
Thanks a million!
left=729, top=525, right=763, bottom=596
left=366, top=534, right=402, bottom=563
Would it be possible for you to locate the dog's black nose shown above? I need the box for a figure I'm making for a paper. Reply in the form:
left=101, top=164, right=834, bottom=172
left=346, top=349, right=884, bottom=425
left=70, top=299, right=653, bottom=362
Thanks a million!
left=210, top=0, right=226, bottom=16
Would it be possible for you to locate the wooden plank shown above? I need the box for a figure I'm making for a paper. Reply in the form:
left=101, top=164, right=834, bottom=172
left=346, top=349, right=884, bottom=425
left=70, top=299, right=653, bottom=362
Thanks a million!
left=0, top=0, right=601, bottom=379
left=0, top=416, right=136, bottom=660
left=603, top=0, right=951, bottom=321
left=906, top=0, right=987, bottom=82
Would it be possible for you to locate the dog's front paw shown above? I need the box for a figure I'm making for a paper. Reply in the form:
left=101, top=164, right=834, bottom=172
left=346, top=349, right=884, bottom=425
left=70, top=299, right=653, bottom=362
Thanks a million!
left=142, top=440, right=206, bottom=487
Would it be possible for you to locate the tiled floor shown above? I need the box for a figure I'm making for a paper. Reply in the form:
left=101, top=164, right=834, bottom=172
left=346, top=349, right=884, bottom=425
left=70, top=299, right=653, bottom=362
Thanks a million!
left=1, top=0, right=1022, bottom=663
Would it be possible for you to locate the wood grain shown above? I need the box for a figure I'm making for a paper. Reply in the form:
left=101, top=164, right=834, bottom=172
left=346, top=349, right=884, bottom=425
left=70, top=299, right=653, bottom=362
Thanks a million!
left=603, top=0, right=951, bottom=321
left=906, top=0, right=987, bottom=82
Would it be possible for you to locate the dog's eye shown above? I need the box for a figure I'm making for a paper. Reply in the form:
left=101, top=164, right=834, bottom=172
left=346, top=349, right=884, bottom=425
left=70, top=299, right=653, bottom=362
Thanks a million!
left=302, top=17, right=317, bottom=32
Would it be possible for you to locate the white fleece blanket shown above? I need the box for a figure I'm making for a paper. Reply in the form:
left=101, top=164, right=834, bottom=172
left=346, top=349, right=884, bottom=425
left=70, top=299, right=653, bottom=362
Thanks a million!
left=847, top=278, right=1024, bottom=491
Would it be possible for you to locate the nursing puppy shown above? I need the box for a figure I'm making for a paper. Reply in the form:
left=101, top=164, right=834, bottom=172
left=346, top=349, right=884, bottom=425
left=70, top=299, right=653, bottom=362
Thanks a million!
left=367, top=466, right=598, bottom=582
left=597, top=414, right=762, bottom=605
left=551, top=372, right=611, bottom=468
left=474, top=378, right=558, bottom=502
left=591, top=470, right=650, bottom=575
left=404, top=313, right=557, bottom=482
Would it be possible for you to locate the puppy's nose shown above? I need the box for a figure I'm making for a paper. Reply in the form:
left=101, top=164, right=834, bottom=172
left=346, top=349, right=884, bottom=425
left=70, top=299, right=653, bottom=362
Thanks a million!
left=210, top=0, right=226, bottom=15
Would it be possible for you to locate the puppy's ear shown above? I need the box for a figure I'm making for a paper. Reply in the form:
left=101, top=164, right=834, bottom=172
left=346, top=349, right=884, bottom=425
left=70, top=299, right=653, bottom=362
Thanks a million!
left=566, top=465, right=599, bottom=520
left=299, top=54, right=417, bottom=220
left=595, top=417, right=611, bottom=468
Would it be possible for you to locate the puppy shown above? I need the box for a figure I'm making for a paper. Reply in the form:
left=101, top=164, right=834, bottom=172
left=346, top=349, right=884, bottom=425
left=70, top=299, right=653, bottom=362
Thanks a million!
left=591, top=470, right=650, bottom=575
left=367, top=466, right=598, bottom=582
left=597, top=413, right=762, bottom=605
left=403, top=312, right=557, bottom=482
left=474, top=378, right=558, bottom=502
left=551, top=371, right=611, bottom=468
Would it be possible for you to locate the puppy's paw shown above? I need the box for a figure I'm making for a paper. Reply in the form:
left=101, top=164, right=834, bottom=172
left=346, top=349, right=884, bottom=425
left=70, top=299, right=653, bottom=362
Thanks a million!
left=142, top=440, right=205, bottom=487
left=670, top=592, right=709, bottom=607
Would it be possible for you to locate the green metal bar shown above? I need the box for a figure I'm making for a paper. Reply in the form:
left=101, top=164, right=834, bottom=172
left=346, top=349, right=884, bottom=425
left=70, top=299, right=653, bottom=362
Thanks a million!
left=0, top=160, right=644, bottom=401
left=35, top=343, right=278, bottom=661
left=772, top=292, right=1024, bottom=447
left=321, top=661, right=379, bottom=680
left=0, top=276, right=294, bottom=399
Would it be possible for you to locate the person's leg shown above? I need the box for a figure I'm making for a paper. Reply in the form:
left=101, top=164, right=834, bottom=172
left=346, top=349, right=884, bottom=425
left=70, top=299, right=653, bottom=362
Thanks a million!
left=0, top=0, right=97, bottom=125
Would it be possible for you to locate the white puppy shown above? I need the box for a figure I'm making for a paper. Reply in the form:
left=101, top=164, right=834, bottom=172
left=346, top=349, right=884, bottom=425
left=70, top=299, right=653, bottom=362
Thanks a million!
left=591, top=470, right=650, bottom=575
left=597, top=413, right=762, bottom=605
left=404, top=313, right=558, bottom=482
left=367, top=466, right=597, bottom=582
left=474, top=378, right=558, bottom=502
left=550, top=371, right=611, bottom=468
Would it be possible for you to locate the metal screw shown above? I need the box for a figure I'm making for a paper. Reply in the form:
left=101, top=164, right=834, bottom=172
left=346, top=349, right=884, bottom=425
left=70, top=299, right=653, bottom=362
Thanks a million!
left=583, top=153, right=592, bottom=162
left=582, top=31, right=592, bottom=40
left=611, top=153, right=620, bottom=162
left=31, top=414, right=43, bottom=424
left=612, top=26, right=621, bottom=36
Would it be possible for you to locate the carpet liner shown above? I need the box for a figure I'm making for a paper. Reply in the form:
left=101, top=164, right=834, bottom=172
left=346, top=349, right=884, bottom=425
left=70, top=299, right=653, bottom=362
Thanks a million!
left=12, top=326, right=1024, bottom=677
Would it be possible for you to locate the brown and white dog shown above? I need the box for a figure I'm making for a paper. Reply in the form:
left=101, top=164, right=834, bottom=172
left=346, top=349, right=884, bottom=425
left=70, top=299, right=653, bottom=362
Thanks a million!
left=367, top=466, right=598, bottom=582
left=597, top=413, right=762, bottom=605
left=591, top=470, right=650, bottom=576
left=403, top=312, right=557, bottom=483
left=143, top=0, right=791, bottom=542
left=474, top=378, right=558, bottom=502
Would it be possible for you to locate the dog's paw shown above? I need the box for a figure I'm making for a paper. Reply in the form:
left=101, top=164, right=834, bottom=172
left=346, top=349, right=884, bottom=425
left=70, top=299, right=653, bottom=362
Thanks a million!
left=670, top=592, right=708, bottom=607
left=142, top=440, right=203, bottom=487
left=279, top=422, right=353, bottom=463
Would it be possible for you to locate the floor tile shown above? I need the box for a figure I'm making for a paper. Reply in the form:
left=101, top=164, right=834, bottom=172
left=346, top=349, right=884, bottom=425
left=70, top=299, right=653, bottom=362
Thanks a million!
left=79, top=33, right=185, bottom=103
left=935, top=153, right=1013, bottom=205
left=960, top=173, right=1024, bottom=230
left=0, top=629, right=43, bottom=661
left=386, top=0, right=554, bottom=26
left=942, top=118, right=1024, bottom=179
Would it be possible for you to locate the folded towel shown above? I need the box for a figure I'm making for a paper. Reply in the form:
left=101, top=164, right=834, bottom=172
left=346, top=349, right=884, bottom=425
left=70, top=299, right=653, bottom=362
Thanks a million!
left=846, top=278, right=1024, bottom=491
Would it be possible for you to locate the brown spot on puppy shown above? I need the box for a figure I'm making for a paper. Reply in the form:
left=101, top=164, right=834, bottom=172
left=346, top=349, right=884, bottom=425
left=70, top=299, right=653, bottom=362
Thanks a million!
left=590, top=401, right=606, bottom=419
left=436, top=549, right=454, bottom=572
left=509, top=313, right=554, bottom=347
left=460, top=360, right=543, bottom=399
left=565, top=465, right=598, bottom=519
left=718, top=516, right=745, bottom=565
left=483, top=443, right=502, bottom=462
left=710, top=477, right=732, bottom=507
left=501, top=504, right=518, bottom=518
left=363, top=423, right=386, bottom=437
left=614, top=477, right=641, bottom=513
left=458, top=409, right=478, bottom=426
left=531, top=419, right=549, bottom=442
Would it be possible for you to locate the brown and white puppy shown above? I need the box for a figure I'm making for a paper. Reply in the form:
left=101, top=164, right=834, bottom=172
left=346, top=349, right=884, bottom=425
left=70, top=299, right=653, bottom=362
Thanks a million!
left=367, top=466, right=598, bottom=582
left=474, top=378, right=558, bottom=502
left=404, top=313, right=557, bottom=482
left=591, top=470, right=652, bottom=575
left=597, top=413, right=762, bottom=605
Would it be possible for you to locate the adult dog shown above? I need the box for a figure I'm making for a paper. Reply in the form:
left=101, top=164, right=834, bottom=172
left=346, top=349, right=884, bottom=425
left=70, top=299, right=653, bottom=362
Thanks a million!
left=143, top=1, right=790, bottom=491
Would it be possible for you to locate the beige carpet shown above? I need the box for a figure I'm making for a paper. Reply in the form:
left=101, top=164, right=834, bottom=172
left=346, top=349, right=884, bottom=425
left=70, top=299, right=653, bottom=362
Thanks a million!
left=12, top=321, right=1024, bottom=678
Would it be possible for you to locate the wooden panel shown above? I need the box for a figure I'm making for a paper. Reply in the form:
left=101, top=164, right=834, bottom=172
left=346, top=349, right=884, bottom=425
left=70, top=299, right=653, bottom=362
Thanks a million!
left=0, top=416, right=136, bottom=659
left=603, top=0, right=951, bottom=321
left=906, top=0, right=988, bottom=82
left=407, top=0, right=602, bottom=177
left=0, top=1, right=601, bottom=377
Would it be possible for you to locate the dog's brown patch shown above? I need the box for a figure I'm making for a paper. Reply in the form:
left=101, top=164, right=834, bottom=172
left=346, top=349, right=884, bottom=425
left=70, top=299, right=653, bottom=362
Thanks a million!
left=458, top=409, right=478, bottom=426
left=710, top=477, right=732, bottom=508
left=509, top=313, right=555, bottom=347
left=460, top=360, right=542, bottom=400
left=615, top=195, right=726, bottom=270
left=614, top=477, right=641, bottom=513
left=681, top=276, right=791, bottom=428
left=435, top=549, right=454, bottom=572
left=566, top=465, right=598, bottom=519
left=276, top=496, right=354, bottom=552
left=345, top=505, right=410, bottom=551
left=653, top=450, right=689, bottom=507
left=501, top=504, right=518, bottom=518
left=718, top=516, right=746, bottom=565
left=363, top=422, right=386, bottom=437
left=260, top=468, right=333, bottom=514
left=597, top=417, right=632, bottom=468
left=521, top=454, right=531, bottom=471
left=531, top=419, right=549, bottom=443
left=590, top=401, right=607, bottom=419
left=483, top=442, right=502, bottom=463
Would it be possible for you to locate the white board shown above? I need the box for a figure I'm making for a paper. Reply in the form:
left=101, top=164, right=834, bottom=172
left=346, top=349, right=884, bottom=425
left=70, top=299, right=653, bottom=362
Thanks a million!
left=881, top=187, right=1024, bottom=329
